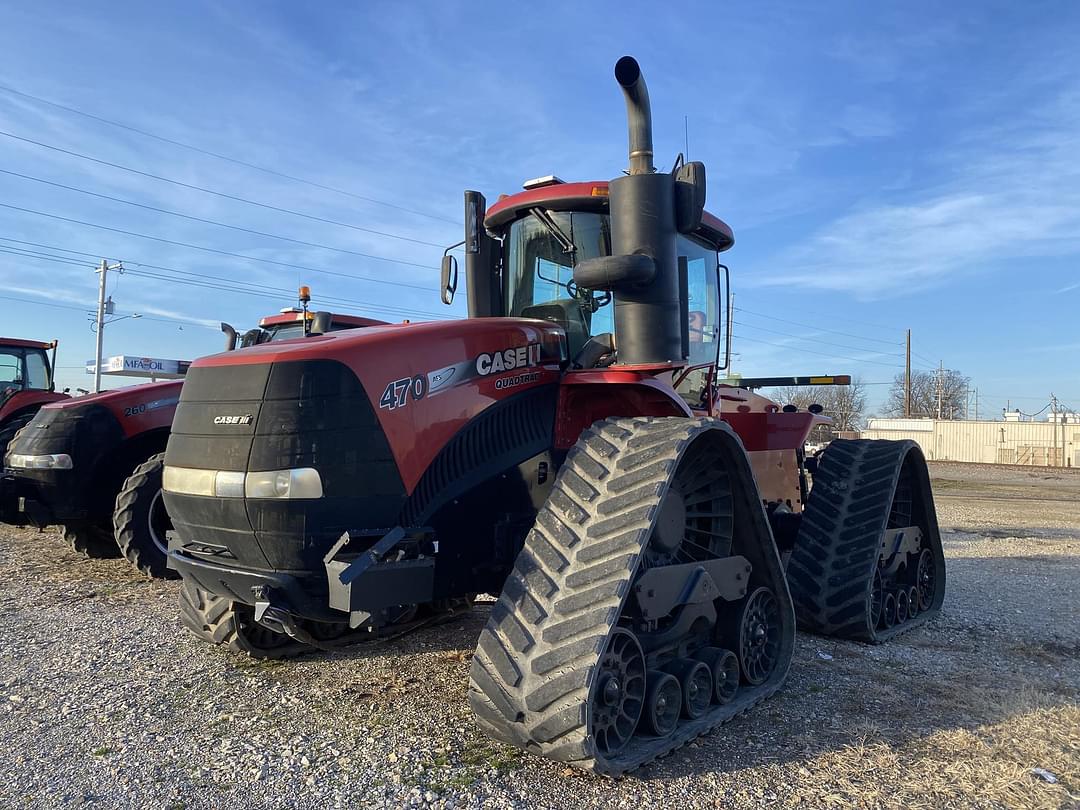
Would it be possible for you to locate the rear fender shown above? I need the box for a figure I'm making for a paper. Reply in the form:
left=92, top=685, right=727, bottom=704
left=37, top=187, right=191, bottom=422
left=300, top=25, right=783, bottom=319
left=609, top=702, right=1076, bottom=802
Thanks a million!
left=554, top=373, right=691, bottom=449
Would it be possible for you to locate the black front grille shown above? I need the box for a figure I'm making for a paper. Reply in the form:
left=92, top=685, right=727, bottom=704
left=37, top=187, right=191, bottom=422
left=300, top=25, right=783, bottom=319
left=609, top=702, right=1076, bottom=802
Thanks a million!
left=164, top=359, right=406, bottom=573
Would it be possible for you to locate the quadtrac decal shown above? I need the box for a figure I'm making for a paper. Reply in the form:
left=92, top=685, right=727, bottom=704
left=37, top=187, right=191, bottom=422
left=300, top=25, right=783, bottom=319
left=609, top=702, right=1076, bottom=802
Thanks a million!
left=379, top=342, right=544, bottom=411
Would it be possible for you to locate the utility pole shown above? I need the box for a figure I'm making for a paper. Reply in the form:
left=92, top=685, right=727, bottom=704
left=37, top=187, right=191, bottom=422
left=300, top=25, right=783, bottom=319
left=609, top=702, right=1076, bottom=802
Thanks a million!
left=975, top=388, right=979, bottom=420
left=93, top=260, right=108, bottom=394
left=1051, top=393, right=1059, bottom=467
left=936, top=361, right=943, bottom=420
left=904, top=329, right=911, bottom=418
left=93, top=259, right=123, bottom=393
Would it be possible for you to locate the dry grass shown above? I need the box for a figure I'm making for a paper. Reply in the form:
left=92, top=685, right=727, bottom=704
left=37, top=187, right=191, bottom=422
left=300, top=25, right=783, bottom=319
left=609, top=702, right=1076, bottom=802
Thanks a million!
left=778, top=689, right=1079, bottom=809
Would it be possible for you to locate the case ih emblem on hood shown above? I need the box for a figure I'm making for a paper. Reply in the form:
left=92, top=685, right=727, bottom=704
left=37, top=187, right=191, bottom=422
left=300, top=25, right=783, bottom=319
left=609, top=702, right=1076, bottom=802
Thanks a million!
left=213, top=414, right=254, bottom=425
left=476, top=343, right=541, bottom=376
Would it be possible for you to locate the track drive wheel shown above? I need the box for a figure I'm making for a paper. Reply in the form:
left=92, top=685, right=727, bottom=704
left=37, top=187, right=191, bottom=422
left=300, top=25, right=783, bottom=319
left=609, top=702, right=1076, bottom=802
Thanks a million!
left=60, top=521, right=120, bottom=559
left=114, top=453, right=178, bottom=579
left=787, top=439, right=947, bottom=642
left=468, top=417, right=795, bottom=775
left=178, top=579, right=303, bottom=659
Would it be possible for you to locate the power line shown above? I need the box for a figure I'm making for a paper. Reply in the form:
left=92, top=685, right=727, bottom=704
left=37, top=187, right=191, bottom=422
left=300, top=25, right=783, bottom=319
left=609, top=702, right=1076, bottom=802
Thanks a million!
left=0, top=236, right=446, bottom=316
left=733, top=306, right=903, bottom=347
left=0, top=292, right=219, bottom=330
left=0, top=135, right=454, bottom=245
left=732, top=333, right=905, bottom=368
left=0, top=84, right=459, bottom=225
left=732, top=320, right=906, bottom=360
left=0, top=247, right=448, bottom=321
left=0, top=204, right=438, bottom=291
left=1, top=168, right=448, bottom=261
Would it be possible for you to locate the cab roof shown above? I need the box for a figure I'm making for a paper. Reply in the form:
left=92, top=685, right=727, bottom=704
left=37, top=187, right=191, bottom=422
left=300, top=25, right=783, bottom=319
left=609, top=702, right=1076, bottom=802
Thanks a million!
left=484, top=181, right=734, bottom=251
left=0, top=337, right=54, bottom=351
left=257, top=311, right=388, bottom=328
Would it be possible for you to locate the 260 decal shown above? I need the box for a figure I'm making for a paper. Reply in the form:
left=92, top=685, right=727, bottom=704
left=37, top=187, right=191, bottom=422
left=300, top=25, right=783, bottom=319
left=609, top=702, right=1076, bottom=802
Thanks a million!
left=379, top=375, right=427, bottom=410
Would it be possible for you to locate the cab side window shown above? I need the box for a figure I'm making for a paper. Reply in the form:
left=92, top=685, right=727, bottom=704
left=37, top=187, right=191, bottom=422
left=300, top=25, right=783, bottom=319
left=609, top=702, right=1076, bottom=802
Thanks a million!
left=24, top=350, right=50, bottom=390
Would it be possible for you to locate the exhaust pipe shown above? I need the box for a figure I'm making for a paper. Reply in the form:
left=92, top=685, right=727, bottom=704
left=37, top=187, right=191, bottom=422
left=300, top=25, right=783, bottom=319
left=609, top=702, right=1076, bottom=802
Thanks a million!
left=220, top=322, right=238, bottom=352
left=614, top=56, right=654, bottom=175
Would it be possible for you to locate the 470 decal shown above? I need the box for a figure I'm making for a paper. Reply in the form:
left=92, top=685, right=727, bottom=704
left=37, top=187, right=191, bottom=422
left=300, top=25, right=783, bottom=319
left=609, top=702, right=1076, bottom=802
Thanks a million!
left=379, top=375, right=427, bottom=411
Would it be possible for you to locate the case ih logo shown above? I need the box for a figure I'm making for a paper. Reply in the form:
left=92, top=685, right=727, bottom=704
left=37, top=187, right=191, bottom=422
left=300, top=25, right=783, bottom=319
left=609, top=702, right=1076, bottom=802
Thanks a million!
left=213, top=414, right=253, bottom=425
left=475, top=343, right=541, bottom=376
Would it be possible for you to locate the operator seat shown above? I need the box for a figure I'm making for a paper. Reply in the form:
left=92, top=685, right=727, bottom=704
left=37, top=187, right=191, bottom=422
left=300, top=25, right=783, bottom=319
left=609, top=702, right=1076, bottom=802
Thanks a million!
left=520, top=300, right=590, bottom=360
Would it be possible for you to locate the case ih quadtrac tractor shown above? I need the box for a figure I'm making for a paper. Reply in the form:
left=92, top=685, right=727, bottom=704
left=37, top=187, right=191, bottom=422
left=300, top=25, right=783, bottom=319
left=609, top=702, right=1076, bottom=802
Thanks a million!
left=163, top=58, right=945, bottom=774
left=2, top=302, right=381, bottom=579
left=0, top=337, right=66, bottom=453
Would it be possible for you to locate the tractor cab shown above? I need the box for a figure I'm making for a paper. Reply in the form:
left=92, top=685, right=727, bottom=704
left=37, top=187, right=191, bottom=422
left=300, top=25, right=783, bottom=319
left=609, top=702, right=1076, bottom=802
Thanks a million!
left=0, top=339, right=55, bottom=403
left=443, top=178, right=732, bottom=406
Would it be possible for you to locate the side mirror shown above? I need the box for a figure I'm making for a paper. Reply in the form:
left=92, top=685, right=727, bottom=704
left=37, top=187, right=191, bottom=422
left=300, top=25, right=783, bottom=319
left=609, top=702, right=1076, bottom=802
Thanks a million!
left=440, top=254, right=458, bottom=305
left=309, top=311, right=333, bottom=336
left=674, top=161, right=706, bottom=234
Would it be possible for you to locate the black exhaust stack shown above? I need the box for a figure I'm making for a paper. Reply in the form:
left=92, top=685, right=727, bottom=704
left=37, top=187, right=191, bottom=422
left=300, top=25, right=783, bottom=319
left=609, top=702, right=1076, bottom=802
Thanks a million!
left=574, top=56, right=705, bottom=367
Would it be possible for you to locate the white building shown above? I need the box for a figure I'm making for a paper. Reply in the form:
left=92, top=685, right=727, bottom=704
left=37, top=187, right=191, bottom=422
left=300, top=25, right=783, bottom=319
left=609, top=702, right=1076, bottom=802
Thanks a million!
left=861, top=418, right=1078, bottom=467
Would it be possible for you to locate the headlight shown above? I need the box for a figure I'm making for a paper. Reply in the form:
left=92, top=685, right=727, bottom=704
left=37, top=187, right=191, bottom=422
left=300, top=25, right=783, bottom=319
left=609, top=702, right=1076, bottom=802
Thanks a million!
left=6, top=453, right=73, bottom=470
left=244, top=468, right=323, bottom=499
left=163, top=465, right=323, bottom=499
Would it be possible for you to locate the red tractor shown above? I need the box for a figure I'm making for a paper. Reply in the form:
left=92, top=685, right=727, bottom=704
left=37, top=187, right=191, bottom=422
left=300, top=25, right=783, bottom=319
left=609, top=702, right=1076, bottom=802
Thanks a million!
left=2, top=303, right=381, bottom=578
left=162, top=58, right=945, bottom=774
left=0, top=338, right=66, bottom=453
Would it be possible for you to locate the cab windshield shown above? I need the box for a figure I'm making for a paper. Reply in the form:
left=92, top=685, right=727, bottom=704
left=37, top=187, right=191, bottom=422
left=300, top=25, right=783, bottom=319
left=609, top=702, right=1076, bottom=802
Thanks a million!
left=505, top=211, right=613, bottom=356
left=504, top=210, right=721, bottom=368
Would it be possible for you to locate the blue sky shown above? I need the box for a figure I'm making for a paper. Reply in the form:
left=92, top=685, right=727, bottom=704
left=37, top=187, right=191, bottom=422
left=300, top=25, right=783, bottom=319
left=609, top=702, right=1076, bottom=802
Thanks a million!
left=0, top=1, right=1077, bottom=416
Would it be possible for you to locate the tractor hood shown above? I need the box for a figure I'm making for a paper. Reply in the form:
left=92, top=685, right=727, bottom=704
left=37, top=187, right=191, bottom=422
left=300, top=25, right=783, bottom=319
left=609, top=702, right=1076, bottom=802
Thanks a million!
left=164, top=317, right=566, bottom=575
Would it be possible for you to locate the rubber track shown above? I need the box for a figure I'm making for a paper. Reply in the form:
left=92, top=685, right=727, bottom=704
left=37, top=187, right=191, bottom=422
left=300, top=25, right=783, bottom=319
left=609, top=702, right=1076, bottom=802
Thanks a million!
left=787, top=439, right=946, bottom=643
left=467, top=416, right=795, bottom=775
left=114, top=453, right=178, bottom=580
left=179, top=580, right=473, bottom=660
left=61, top=522, right=120, bottom=559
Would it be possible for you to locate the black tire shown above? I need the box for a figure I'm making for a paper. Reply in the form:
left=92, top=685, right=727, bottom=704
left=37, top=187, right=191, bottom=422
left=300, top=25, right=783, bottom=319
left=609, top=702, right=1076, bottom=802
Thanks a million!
left=114, top=453, right=178, bottom=579
left=788, top=439, right=946, bottom=643
left=178, top=579, right=304, bottom=659
left=0, top=412, right=34, bottom=458
left=60, top=521, right=120, bottom=558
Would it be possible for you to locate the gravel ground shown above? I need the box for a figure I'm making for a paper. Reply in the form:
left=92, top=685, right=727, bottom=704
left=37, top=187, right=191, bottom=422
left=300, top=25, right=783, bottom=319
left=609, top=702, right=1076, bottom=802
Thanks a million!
left=0, top=462, right=1077, bottom=809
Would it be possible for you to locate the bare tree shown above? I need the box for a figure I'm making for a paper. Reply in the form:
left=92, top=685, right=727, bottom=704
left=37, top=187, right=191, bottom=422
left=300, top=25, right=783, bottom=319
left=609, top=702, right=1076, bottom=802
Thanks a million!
left=884, top=369, right=969, bottom=419
left=769, top=378, right=868, bottom=442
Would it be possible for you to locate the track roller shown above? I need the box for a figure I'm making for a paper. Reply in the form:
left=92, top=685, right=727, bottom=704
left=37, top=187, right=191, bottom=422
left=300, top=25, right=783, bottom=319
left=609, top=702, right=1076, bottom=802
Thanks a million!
left=882, top=592, right=896, bottom=629
left=695, top=646, right=739, bottom=704
left=787, top=439, right=946, bottom=643
left=907, top=586, right=920, bottom=619
left=663, top=659, right=712, bottom=719
left=895, top=589, right=910, bottom=624
left=468, top=417, right=795, bottom=775
left=643, top=671, right=682, bottom=736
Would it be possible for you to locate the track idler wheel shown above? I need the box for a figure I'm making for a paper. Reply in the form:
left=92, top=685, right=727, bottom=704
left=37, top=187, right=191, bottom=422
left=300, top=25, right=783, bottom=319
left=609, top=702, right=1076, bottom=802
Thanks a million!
left=916, top=548, right=936, bottom=612
left=663, top=659, right=713, bottom=719
left=643, top=671, right=682, bottom=737
left=590, top=629, right=646, bottom=758
left=695, top=647, right=740, bottom=704
left=737, top=586, right=782, bottom=685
